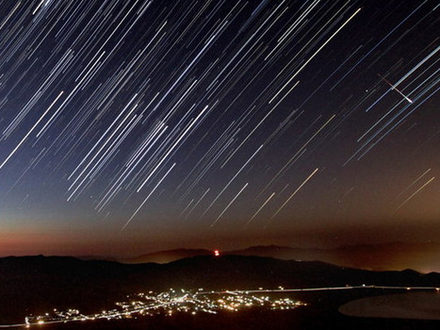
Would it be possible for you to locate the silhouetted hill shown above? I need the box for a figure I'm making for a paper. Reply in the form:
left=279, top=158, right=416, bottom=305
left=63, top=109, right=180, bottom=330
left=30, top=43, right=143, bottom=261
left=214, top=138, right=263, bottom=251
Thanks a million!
left=229, top=243, right=440, bottom=273
left=228, top=245, right=305, bottom=257
left=332, top=242, right=440, bottom=273
left=227, top=245, right=327, bottom=262
left=121, top=248, right=212, bottom=264
left=119, top=242, right=440, bottom=273
left=117, top=245, right=313, bottom=264
left=0, top=255, right=439, bottom=324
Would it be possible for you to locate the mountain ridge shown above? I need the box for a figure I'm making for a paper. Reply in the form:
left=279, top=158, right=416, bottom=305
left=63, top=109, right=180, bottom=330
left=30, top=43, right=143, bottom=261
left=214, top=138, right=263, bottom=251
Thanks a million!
left=112, top=242, right=440, bottom=273
left=0, top=254, right=439, bottom=324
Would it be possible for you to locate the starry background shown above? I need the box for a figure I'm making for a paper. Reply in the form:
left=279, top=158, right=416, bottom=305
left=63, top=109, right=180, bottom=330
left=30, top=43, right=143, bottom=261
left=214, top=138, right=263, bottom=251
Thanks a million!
left=0, top=0, right=439, bottom=256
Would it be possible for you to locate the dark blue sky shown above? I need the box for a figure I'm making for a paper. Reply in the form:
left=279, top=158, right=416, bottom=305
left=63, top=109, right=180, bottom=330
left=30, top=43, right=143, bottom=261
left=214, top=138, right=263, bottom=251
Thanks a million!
left=0, top=0, right=439, bottom=256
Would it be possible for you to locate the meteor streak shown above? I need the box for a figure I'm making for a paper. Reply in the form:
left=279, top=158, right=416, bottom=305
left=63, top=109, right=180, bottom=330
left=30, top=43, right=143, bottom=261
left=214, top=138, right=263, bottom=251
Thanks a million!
left=378, top=73, right=413, bottom=104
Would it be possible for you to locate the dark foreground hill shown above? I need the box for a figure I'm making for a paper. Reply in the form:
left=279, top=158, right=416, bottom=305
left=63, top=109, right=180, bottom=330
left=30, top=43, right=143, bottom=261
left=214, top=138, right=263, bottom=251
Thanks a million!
left=0, top=255, right=439, bottom=324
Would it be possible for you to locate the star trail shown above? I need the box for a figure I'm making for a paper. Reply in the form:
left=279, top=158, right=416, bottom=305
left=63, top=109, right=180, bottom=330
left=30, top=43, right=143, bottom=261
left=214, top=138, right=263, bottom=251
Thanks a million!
left=0, top=0, right=439, bottom=256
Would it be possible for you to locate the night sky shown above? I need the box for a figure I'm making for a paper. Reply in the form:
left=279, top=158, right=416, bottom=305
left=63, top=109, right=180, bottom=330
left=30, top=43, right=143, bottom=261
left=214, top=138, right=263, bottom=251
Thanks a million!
left=0, top=0, right=439, bottom=257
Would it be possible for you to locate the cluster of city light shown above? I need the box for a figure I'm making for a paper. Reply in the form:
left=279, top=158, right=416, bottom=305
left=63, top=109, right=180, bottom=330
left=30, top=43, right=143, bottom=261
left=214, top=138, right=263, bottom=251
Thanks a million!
left=24, top=288, right=306, bottom=327
left=25, top=309, right=86, bottom=326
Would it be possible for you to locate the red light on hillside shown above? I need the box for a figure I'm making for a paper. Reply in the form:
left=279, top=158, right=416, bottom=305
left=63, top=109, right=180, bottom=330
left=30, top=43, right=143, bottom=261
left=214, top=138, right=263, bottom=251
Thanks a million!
left=213, top=249, right=220, bottom=257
